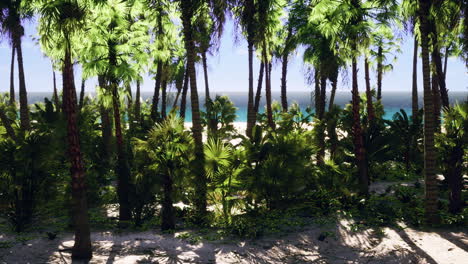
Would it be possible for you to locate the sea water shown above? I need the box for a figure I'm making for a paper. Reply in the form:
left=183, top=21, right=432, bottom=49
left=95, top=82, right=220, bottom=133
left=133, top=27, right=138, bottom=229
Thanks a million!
left=27, top=91, right=467, bottom=122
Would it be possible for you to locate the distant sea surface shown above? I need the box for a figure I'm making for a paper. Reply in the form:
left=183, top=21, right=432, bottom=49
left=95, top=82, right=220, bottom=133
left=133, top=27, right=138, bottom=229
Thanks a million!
left=26, top=91, right=467, bottom=122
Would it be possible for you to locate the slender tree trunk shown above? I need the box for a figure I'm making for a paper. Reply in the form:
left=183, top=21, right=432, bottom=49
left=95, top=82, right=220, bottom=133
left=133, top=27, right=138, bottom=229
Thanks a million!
left=329, top=75, right=338, bottom=112
left=430, top=30, right=449, bottom=108
left=98, top=76, right=113, bottom=164
left=134, top=80, right=141, bottom=122
left=9, top=46, right=15, bottom=105
left=161, top=171, right=175, bottom=230
left=0, top=108, right=17, bottom=142
left=181, top=2, right=206, bottom=223
left=180, top=65, right=189, bottom=120
left=263, top=46, right=274, bottom=129
left=254, top=62, right=264, bottom=114
left=14, top=32, right=30, bottom=131
left=432, top=71, right=441, bottom=131
left=419, top=0, right=440, bottom=225
left=314, top=69, right=320, bottom=115
left=53, top=69, right=60, bottom=111
left=246, top=41, right=256, bottom=137
left=443, top=46, right=449, bottom=81
left=446, top=144, right=463, bottom=214
left=151, top=62, right=162, bottom=120
left=365, top=57, right=375, bottom=123
left=172, top=72, right=183, bottom=109
left=202, top=51, right=210, bottom=106
left=79, top=79, right=85, bottom=110
left=62, top=47, right=92, bottom=260
left=377, top=46, right=383, bottom=101
left=316, top=73, right=327, bottom=165
left=352, top=56, right=368, bottom=195
left=161, top=79, right=167, bottom=119
left=412, top=37, right=419, bottom=119
left=280, top=51, right=289, bottom=111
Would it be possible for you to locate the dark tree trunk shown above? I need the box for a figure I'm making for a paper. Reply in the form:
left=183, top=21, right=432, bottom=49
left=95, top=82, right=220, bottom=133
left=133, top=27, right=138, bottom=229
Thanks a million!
left=376, top=46, right=383, bottom=101
left=314, top=69, right=320, bottom=115
left=246, top=41, right=256, bottom=137
left=316, top=73, right=327, bottom=166
left=443, top=46, right=449, bottom=81
left=254, top=62, right=264, bottom=114
left=280, top=51, right=288, bottom=111
left=431, top=53, right=441, bottom=130
left=180, top=65, right=189, bottom=120
left=9, top=46, right=15, bottom=105
left=365, top=57, right=375, bottom=123
left=161, top=79, right=167, bottom=119
left=14, top=31, right=30, bottom=131
left=161, top=172, right=175, bottom=230
left=419, top=0, right=440, bottom=225
left=79, top=79, right=85, bottom=110
left=181, top=1, right=207, bottom=223
left=151, top=62, right=162, bottom=121
left=172, top=70, right=184, bottom=109
left=53, top=69, right=60, bottom=111
left=134, top=80, right=141, bottom=122
left=446, top=144, right=464, bottom=214
left=263, top=46, right=274, bottom=129
left=430, top=29, right=449, bottom=109
left=412, top=37, right=419, bottom=119
left=352, top=56, right=368, bottom=196
left=202, top=51, right=210, bottom=106
left=329, top=75, right=338, bottom=112
left=108, top=41, right=132, bottom=223
left=62, top=47, right=92, bottom=260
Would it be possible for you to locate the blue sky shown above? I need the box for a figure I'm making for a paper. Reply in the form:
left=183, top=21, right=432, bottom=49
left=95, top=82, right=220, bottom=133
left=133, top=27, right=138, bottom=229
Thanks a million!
left=0, top=17, right=467, bottom=94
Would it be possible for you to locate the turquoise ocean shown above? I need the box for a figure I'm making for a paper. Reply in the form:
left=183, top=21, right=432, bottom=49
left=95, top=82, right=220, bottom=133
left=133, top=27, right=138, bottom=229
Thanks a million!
left=27, top=91, right=467, bottom=122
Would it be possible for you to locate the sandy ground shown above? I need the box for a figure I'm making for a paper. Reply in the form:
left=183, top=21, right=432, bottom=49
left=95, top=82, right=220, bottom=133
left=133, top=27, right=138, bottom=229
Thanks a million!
left=0, top=219, right=467, bottom=264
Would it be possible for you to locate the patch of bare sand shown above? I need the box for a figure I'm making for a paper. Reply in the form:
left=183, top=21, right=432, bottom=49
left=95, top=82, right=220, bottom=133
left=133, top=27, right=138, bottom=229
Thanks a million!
left=1, top=220, right=467, bottom=264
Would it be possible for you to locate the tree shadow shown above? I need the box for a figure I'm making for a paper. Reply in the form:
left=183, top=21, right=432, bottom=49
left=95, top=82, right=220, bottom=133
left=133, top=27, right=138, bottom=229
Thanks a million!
left=434, top=229, right=468, bottom=252
left=394, top=228, right=438, bottom=264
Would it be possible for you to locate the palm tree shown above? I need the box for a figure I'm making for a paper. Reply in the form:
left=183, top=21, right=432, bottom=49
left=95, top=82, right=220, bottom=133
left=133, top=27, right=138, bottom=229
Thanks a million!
left=0, top=0, right=31, bottom=130
left=418, top=0, right=439, bottom=225
left=178, top=0, right=207, bottom=222
left=37, top=0, right=92, bottom=258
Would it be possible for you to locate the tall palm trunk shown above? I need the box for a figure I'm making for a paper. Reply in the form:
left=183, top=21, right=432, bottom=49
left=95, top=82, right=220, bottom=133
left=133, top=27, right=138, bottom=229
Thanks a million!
left=352, top=56, right=368, bottom=195
left=202, top=51, right=210, bottom=105
left=9, top=46, right=15, bottom=105
left=246, top=40, right=256, bottom=137
left=254, top=62, right=264, bottom=114
left=180, top=65, right=189, bottom=120
left=430, top=33, right=449, bottom=109
left=161, top=171, right=175, bottom=230
left=62, top=46, right=92, bottom=260
left=418, top=0, right=440, bottom=225
left=134, top=80, right=141, bottom=123
left=316, top=73, right=327, bottom=165
left=161, top=79, right=167, bottom=119
left=329, top=74, right=338, bottom=112
left=108, top=42, right=132, bottom=222
left=98, top=76, right=113, bottom=164
left=314, top=68, right=320, bottom=114
left=432, top=71, right=441, bottom=131
left=263, top=45, right=274, bottom=129
left=53, top=69, right=60, bottom=111
left=280, top=50, right=289, bottom=111
left=443, top=46, right=449, bottom=81
left=172, top=72, right=184, bottom=109
left=14, top=30, right=30, bottom=131
left=376, top=46, right=383, bottom=101
left=412, top=37, right=419, bottom=119
left=79, top=79, right=85, bottom=110
left=364, top=57, right=375, bottom=123
left=181, top=1, right=206, bottom=222
left=151, top=62, right=162, bottom=121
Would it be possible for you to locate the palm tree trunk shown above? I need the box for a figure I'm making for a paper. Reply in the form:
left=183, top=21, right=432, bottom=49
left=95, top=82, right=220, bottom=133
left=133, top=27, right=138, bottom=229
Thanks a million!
left=161, top=79, right=167, bottom=119
left=254, top=62, right=264, bottom=114
left=365, top=57, right=375, bottom=123
left=14, top=32, right=30, bottom=131
left=431, top=53, right=441, bottom=130
left=151, top=61, right=162, bottom=121
left=376, top=46, right=383, bottom=101
left=316, top=73, right=327, bottom=165
left=412, top=37, right=419, bottom=119
left=418, top=0, right=440, bottom=225
left=352, top=56, right=368, bottom=195
left=79, top=79, right=85, bottom=110
left=446, top=143, right=463, bottom=214
left=161, top=171, right=175, bottom=230
left=443, top=46, right=449, bottom=81
left=134, top=80, right=141, bottom=122
left=280, top=51, right=288, bottom=111
left=329, top=75, right=338, bottom=112
left=180, top=65, right=189, bottom=120
left=98, top=76, right=113, bottom=163
left=9, top=46, right=15, bottom=105
left=264, top=47, right=274, bottom=129
left=62, top=47, right=92, bottom=260
left=314, top=68, right=320, bottom=115
left=53, top=69, right=60, bottom=111
left=202, top=51, right=210, bottom=106
left=181, top=1, right=206, bottom=223
left=430, top=27, right=449, bottom=108
left=246, top=40, right=256, bottom=137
